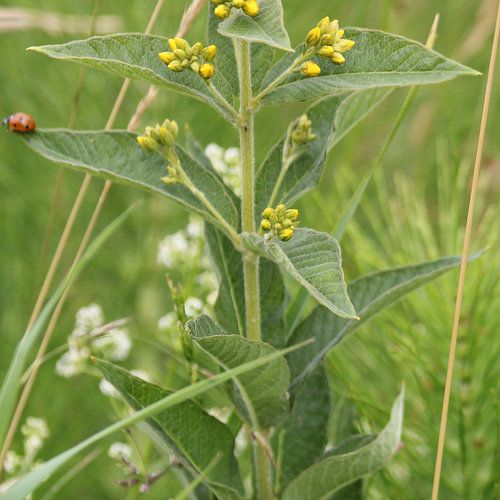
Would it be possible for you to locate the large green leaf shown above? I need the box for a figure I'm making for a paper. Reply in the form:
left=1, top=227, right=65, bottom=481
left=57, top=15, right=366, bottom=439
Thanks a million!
left=282, top=388, right=404, bottom=500
left=260, top=29, right=478, bottom=105
left=188, top=315, right=290, bottom=429
left=21, top=130, right=239, bottom=232
left=0, top=206, right=134, bottom=448
left=95, top=359, right=244, bottom=500
left=1, top=343, right=307, bottom=500
left=254, top=95, right=347, bottom=224
left=274, top=367, right=331, bottom=490
left=287, top=253, right=482, bottom=393
left=28, top=34, right=237, bottom=122
left=205, top=223, right=286, bottom=346
left=242, top=229, right=356, bottom=319
left=218, top=0, right=292, bottom=52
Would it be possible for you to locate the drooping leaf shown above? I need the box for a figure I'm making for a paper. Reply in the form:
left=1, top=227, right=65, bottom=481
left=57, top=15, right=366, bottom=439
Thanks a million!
left=95, top=360, right=244, bottom=500
left=0, top=206, right=134, bottom=448
left=274, top=367, right=331, bottom=490
left=287, top=253, right=483, bottom=393
left=259, top=29, right=478, bottom=105
left=1, top=344, right=307, bottom=500
left=242, top=229, right=356, bottom=319
left=188, top=316, right=290, bottom=429
left=205, top=223, right=286, bottom=345
left=254, top=94, right=348, bottom=224
left=282, top=388, right=404, bottom=500
left=28, top=34, right=237, bottom=123
left=218, top=0, right=292, bottom=52
left=21, top=130, right=239, bottom=233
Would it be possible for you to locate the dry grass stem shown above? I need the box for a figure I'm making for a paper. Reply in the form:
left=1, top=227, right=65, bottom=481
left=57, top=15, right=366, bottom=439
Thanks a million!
left=432, top=1, right=500, bottom=498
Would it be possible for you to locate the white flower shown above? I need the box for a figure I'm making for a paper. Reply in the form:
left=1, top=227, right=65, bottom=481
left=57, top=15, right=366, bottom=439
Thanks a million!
left=224, top=147, right=240, bottom=166
left=157, top=231, right=194, bottom=268
left=93, top=329, right=131, bottom=361
left=99, top=379, right=120, bottom=399
left=130, top=370, right=150, bottom=382
left=55, top=347, right=86, bottom=378
left=75, top=304, right=104, bottom=331
left=205, top=143, right=224, bottom=159
left=234, top=428, right=249, bottom=457
left=206, top=291, right=218, bottom=306
left=158, top=312, right=177, bottom=330
left=4, top=451, right=21, bottom=475
left=186, top=215, right=204, bottom=238
left=108, top=442, right=132, bottom=460
left=22, top=418, right=49, bottom=439
left=25, top=436, right=43, bottom=454
left=185, top=297, right=203, bottom=318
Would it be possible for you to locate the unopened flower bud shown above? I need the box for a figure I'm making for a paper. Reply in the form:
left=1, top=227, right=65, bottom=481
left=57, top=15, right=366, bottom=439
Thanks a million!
left=192, top=42, right=203, bottom=56
left=328, top=20, right=339, bottom=34
left=173, top=48, right=186, bottom=60
left=168, top=38, right=177, bottom=51
left=168, top=60, right=184, bottom=72
left=317, top=45, right=334, bottom=58
left=261, top=219, right=272, bottom=232
left=331, top=52, right=345, bottom=64
left=233, top=0, right=244, bottom=7
left=305, top=27, right=321, bottom=46
left=170, top=120, right=179, bottom=138
left=199, top=63, right=215, bottom=79
left=279, top=228, right=294, bottom=241
left=202, top=45, right=217, bottom=61
left=282, top=219, right=293, bottom=228
left=317, top=17, right=330, bottom=30
left=262, top=208, right=273, bottom=219
left=160, top=127, right=174, bottom=146
left=338, top=39, right=355, bottom=51
left=159, top=51, right=176, bottom=64
left=243, top=0, right=259, bottom=16
left=214, top=4, right=231, bottom=17
left=191, top=61, right=200, bottom=73
left=175, top=37, right=189, bottom=50
left=300, top=61, right=321, bottom=77
left=137, top=136, right=158, bottom=153
left=284, top=209, right=299, bottom=221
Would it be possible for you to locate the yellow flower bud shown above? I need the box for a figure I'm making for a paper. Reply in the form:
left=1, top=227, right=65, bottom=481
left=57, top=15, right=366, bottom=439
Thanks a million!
left=279, top=228, right=294, bottom=241
left=275, top=204, right=285, bottom=217
left=243, top=0, right=259, bottom=16
left=159, top=51, right=176, bottom=64
left=317, top=45, right=334, bottom=58
left=233, top=0, right=244, bottom=7
left=199, top=63, right=215, bottom=79
left=261, top=219, right=272, bottom=232
left=284, top=209, right=299, bottom=221
left=331, top=52, right=345, bottom=64
left=175, top=37, right=189, bottom=50
left=137, top=136, right=158, bottom=152
left=168, top=60, right=184, bottom=72
left=334, top=29, right=344, bottom=40
left=214, top=4, right=231, bottom=17
left=282, top=219, right=293, bottom=229
left=170, top=120, right=179, bottom=138
left=168, top=38, right=177, bottom=51
left=320, top=34, right=332, bottom=46
left=317, top=17, right=330, bottom=30
left=300, top=61, right=321, bottom=77
left=338, top=39, right=355, bottom=51
left=173, top=48, right=186, bottom=60
left=191, top=61, right=200, bottom=73
left=211, top=0, right=224, bottom=3
left=160, top=127, right=174, bottom=146
left=328, top=19, right=339, bottom=33
left=202, top=45, right=217, bottom=61
left=262, top=208, right=273, bottom=219
left=192, top=42, right=203, bottom=56
left=305, top=27, right=321, bottom=46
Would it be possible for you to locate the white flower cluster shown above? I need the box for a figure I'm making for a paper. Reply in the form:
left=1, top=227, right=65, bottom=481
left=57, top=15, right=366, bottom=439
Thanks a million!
left=158, top=296, right=207, bottom=332
left=55, top=304, right=131, bottom=378
left=108, top=442, right=133, bottom=461
left=0, top=416, right=49, bottom=495
left=205, top=143, right=241, bottom=195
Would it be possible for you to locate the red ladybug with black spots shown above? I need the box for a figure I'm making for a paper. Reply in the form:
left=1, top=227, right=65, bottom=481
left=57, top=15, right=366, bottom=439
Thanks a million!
left=3, top=112, right=36, bottom=133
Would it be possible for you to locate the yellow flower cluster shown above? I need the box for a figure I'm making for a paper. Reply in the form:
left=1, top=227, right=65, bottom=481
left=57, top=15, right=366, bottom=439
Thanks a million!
left=301, top=17, right=355, bottom=77
left=159, top=38, right=216, bottom=80
left=211, top=0, right=258, bottom=19
left=137, top=119, right=179, bottom=154
left=260, top=204, right=299, bottom=242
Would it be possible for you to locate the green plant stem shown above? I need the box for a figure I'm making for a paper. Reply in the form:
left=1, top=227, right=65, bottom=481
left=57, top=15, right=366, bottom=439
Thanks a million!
left=253, top=435, right=273, bottom=500
left=206, top=80, right=241, bottom=123
left=238, top=39, right=261, bottom=343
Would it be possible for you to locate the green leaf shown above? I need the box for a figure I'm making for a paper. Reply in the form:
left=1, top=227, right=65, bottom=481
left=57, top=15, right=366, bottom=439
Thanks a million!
left=254, top=95, right=347, bottom=224
left=188, top=316, right=290, bottom=429
left=260, top=29, right=479, bottom=105
left=274, top=367, right=331, bottom=490
left=28, top=34, right=237, bottom=122
left=218, top=0, right=292, bottom=52
left=95, top=360, right=244, bottom=500
left=205, top=223, right=286, bottom=346
left=251, top=43, right=275, bottom=93
left=287, top=253, right=483, bottom=392
left=0, top=205, right=135, bottom=448
left=2, top=342, right=308, bottom=500
left=22, top=130, right=239, bottom=232
left=242, top=229, right=356, bottom=319
left=282, top=388, right=404, bottom=500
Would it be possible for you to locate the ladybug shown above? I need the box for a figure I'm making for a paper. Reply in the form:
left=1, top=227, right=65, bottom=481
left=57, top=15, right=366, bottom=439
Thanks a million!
left=3, top=112, right=36, bottom=133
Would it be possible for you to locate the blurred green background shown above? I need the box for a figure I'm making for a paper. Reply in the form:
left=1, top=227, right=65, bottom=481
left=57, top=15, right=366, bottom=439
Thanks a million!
left=0, top=0, right=498, bottom=498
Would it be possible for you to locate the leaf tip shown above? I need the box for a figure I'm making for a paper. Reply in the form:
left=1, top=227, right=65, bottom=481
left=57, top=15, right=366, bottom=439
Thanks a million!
left=26, top=46, right=43, bottom=53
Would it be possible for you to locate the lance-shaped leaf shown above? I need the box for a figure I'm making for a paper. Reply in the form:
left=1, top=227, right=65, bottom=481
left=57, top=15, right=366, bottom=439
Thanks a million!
left=254, top=94, right=347, bottom=224
left=95, top=359, right=244, bottom=500
left=218, top=0, right=292, bottom=52
left=28, top=34, right=237, bottom=123
left=273, top=367, right=331, bottom=490
left=282, top=388, right=404, bottom=500
left=205, top=223, right=286, bottom=346
left=188, top=316, right=290, bottom=429
left=242, top=229, right=356, bottom=319
left=21, top=130, right=239, bottom=232
left=287, top=253, right=483, bottom=392
left=260, top=29, right=479, bottom=105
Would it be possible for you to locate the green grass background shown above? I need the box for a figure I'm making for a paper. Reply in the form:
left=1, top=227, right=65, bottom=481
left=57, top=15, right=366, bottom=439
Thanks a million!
left=0, top=0, right=499, bottom=498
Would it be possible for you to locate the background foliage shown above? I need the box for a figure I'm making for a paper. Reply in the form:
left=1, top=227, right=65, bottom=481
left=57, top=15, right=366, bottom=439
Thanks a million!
left=0, top=0, right=498, bottom=498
